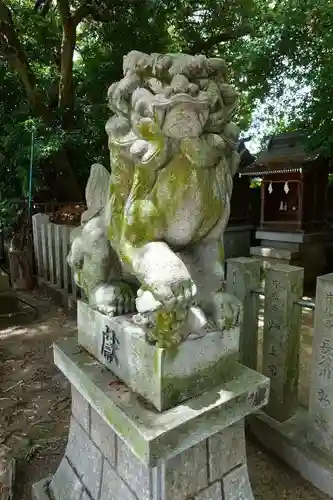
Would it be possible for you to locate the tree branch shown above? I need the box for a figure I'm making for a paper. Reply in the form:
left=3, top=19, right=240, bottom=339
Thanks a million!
left=191, top=24, right=253, bottom=53
left=34, top=0, right=53, bottom=17
left=73, top=3, right=93, bottom=26
left=0, top=0, right=51, bottom=121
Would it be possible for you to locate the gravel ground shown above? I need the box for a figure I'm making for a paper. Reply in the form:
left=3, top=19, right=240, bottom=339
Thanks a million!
left=0, top=290, right=328, bottom=500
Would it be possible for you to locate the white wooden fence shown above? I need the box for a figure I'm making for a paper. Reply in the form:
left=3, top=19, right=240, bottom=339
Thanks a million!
left=32, top=213, right=81, bottom=303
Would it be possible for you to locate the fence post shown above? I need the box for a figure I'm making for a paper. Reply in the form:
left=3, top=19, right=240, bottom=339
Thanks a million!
left=61, top=225, right=71, bottom=294
left=263, top=263, right=303, bottom=422
left=308, top=273, right=333, bottom=453
left=47, top=223, right=56, bottom=285
left=40, top=219, right=50, bottom=281
left=54, top=224, right=63, bottom=289
left=226, top=257, right=261, bottom=370
left=32, top=213, right=49, bottom=278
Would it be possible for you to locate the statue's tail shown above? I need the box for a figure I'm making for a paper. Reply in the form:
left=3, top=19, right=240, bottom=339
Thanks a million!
left=81, top=163, right=111, bottom=224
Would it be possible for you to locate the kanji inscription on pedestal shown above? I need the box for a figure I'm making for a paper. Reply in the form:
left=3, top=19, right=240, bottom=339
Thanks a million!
left=309, top=274, right=333, bottom=453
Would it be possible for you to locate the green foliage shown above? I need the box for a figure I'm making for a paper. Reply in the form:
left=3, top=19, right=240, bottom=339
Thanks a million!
left=250, top=177, right=261, bottom=189
left=0, top=199, right=19, bottom=230
left=238, top=0, right=333, bottom=155
left=2, top=0, right=333, bottom=211
left=0, top=0, right=174, bottom=201
left=72, top=0, right=174, bottom=182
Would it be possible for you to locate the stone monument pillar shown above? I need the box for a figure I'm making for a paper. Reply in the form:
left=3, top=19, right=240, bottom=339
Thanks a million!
left=32, top=51, right=270, bottom=500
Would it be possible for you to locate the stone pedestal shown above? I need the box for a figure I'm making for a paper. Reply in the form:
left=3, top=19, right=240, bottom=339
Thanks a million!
left=226, top=258, right=261, bottom=371
left=308, top=273, right=333, bottom=453
left=262, top=264, right=303, bottom=422
left=249, top=272, right=333, bottom=498
left=32, top=338, right=269, bottom=500
left=77, top=301, right=239, bottom=411
left=252, top=229, right=327, bottom=286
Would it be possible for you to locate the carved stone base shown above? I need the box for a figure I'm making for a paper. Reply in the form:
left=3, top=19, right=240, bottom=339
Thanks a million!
left=32, top=338, right=269, bottom=500
left=34, top=416, right=254, bottom=500
left=77, top=300, right=240, bottom=411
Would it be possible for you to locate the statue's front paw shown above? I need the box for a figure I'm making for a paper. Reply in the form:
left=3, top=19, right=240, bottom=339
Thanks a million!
left=136, top=279, right=197, bottom=314
left=133, top=280, right=197, bottom=348
left=211, top=292, right=243, bottom=330
left=90, top=282, right=136, bottom=317
left=133, top=306, right=188, bottom=348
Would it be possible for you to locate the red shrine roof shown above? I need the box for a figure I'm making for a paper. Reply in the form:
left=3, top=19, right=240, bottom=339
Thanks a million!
left=239, top=131, right=321, bottom=177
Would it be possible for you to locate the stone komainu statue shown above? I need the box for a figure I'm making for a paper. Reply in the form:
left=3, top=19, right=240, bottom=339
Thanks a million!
left=68, top=51, right=242, bottom=347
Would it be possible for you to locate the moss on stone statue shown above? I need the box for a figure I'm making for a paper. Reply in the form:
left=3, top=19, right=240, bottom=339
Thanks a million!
left=154, top=349, right=161, bottom=376
left=77, top=269, right=90, bottom=298
left=107, top=140, right=225, bottom=262
left=218, top=242, right=225, bottom=265
left=162, top=351, right=239, bottom=408
left=144, top=307, right=192, bottom=350
left=104, top=122, right=229, bottom=331
left=137, top=117, right=165, bottom=152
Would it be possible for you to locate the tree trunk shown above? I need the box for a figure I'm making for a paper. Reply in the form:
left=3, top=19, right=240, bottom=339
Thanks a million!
left=7, top=221, right=35, bottom=291
left=8, top=57, right=52, bottom=123
left=8, top=249, right=35, bottom=290
left=58, top=20, right=76, bottom=129
left=1, top=0, right=93, bottom=196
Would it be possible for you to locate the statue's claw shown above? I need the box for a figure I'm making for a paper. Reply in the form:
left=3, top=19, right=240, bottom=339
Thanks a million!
left=136, top=280, right=197, bottom=314
left=210, top=292, right=243, bottom=330
left=133, top=280, right=198, bottom=347
left=90, top=282, right=137, bottom=317
left=172, top=280, right=197, bottom=307
left=135, top=289, right=162, bottom=314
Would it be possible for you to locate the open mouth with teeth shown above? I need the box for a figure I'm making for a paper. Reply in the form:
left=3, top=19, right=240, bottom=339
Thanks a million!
left=151, top=93, right=210, bottom=138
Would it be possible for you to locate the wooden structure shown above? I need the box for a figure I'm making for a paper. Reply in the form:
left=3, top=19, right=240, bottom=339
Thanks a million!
left=239, top=131, right=328, bottom=232
left=229, top=138, right=255, bottom=226
left=223, top=138, right=255, bottom=259
left=239, top=131, right=329, bottom=285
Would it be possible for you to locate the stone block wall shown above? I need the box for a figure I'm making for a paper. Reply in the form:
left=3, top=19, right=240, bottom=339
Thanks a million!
left=47, top=387, right=254, bottom=500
